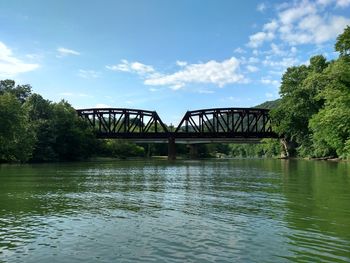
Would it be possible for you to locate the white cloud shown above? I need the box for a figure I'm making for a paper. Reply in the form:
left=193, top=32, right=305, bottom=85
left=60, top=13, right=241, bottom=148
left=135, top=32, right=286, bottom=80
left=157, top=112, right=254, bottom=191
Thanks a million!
left=248, top=31, right=274, bottom=48
left=144, top=57, right=246, bottom=88
left=291, top=46, right=297, bottom=53
left=234, top=47, right=246, bottom=54
left=25, top=53, right=42, bottom=60
left=131, top=62, right=155, bottom=74
left=249, top=57, right=260, bottom=63
left=176, top=60, right=187, bottom=67
left=317, top=0, right=333, bottom=6
left=246, top=65, right=259, bottom=72
left=278, top=1, right=317, bottom=25
left=317, top=0, right=350, bottom=7
left=336, top=0, right=350, bottom=7
left=281, top=15, right=350, bottom=45
left=263, top=20, right=278, bottom=32
left=106, top=59, right=155, bottom=75
left=78, top=69, right=100, bottom=79
left=169, top=84, right=184, bottom=90
left=278, top=1, right=350, bottom=45
left=108, top=57, right=247, bottom=90
left=57, top=47, right=80, bottom=57
left=261, top=78, right=280, bottom=87
left=263, top=56, right=299, bottom=68
left=0, top=41, right=39, bottom=77
left=270, top=43, right=284, bottom=56
left=257, top=3, right=267, bottom=12
left=247, top=20, right=277, bottom=48
left=247, top=0, right=350, bottom=47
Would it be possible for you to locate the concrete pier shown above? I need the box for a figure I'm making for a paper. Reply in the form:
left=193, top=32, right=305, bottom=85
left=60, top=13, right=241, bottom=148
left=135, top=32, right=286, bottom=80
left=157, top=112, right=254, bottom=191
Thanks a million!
left=189, top=144, right=198, bottom=159
left=168, top=137, right=176, bottom=160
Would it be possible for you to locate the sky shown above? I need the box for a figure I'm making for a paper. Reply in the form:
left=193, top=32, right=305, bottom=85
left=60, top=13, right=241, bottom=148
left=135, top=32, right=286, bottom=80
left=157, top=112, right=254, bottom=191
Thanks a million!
left=0, top=0, right=349, bottom=124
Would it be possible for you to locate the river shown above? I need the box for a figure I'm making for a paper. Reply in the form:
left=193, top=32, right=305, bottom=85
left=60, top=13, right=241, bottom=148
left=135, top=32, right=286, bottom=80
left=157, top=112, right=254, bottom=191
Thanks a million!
left=0, top=159, right=349, bottom=262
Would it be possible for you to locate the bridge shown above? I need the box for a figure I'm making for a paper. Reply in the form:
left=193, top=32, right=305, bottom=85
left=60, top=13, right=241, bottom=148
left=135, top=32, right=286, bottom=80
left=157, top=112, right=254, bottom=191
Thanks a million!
left=76, top=107, right=278, bottom=159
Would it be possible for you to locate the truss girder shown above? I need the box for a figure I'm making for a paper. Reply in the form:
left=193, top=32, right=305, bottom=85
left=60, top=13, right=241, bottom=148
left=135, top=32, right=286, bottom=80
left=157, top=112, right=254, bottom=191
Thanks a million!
left=77, top=107, right=277, bottom=140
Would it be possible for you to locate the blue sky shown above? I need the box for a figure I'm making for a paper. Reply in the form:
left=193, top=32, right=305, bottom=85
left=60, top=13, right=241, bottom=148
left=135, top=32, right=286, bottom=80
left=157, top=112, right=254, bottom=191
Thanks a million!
left=0, top=0, right=349, bottom=124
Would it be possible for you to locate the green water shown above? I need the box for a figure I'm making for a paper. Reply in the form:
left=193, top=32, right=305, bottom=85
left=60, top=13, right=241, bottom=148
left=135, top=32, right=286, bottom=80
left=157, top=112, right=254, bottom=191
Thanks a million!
left=0, top=159, right=349, bottom=263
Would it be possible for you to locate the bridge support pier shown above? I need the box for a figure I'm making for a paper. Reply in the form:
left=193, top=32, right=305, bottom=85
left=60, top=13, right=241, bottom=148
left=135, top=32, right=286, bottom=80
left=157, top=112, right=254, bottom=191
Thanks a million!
left=188, top=144, right=198, bottom=159
left=168, top=137, right=176, bottom=160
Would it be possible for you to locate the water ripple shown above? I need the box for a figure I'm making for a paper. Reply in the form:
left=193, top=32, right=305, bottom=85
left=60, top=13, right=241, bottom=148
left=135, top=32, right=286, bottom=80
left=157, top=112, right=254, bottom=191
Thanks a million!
left=0, top=159, right=349, bottom=262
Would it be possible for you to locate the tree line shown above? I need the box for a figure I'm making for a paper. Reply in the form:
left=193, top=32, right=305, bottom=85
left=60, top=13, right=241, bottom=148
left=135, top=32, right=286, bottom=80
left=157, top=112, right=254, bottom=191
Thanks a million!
left=0, top=79, right=230, bottom=162
left=1, top=27, right=349, bottom=162
left=0, top=81, right=97, bottom=162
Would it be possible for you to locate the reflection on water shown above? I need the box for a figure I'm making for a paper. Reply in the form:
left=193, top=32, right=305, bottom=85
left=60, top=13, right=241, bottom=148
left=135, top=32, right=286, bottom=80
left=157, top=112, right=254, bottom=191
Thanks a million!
left=0, top=159, right=349, bottom=262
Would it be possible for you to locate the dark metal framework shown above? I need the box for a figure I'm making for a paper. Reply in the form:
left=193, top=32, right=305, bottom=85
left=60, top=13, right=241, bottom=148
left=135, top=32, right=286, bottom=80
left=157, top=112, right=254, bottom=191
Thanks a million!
left=76, top=107, right=278, bottom=140
left=175, top=108, right=276, bottom=139
left=76, top=108, right=168, bottom=139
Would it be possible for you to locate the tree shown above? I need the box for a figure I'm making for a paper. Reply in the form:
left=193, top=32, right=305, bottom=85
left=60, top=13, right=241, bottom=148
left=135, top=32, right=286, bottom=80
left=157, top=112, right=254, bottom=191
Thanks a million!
left=23, top=95, right=99, bottom=162
left=271, top=26, right=350, bottom=158
left=0, top=79, right=32, bottom=104
left=309, top=57, right=350, bottom=158
left=271, top=55, right=329, bottom=156
left=49, top=100, right=98, bottom=161
left=0, top=93, right=35, bottom=162
left=23, top=94, right=57, bottom=161
left=335, top=25, right=350, bottom=57
left=309, top=55, right=328, bottom=73
left=105, top=140, right=145, bottom=158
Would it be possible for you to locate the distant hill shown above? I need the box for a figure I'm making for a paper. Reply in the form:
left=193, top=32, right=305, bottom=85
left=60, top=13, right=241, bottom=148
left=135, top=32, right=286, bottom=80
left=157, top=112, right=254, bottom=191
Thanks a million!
left=254, top=99, right=281, bottom=109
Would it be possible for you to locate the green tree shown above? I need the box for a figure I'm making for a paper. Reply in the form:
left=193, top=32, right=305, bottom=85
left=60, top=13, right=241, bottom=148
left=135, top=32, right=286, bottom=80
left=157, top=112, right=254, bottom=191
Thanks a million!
left=309, top=57, right=350, bottom=158
left=0, top=93, right=35, bottom=162
left=105, top=140, right=145, bottom=158
left=271, top=55, right=329, bottom=156
left=335, top=25, right=350, bottom=57
left=50, top=100, right=98, bottom=161
left=23, top=94, right=57, bottom=161
left=23, top=96, right=98, bottom=162
left=0, top=79, right=32, bottom=104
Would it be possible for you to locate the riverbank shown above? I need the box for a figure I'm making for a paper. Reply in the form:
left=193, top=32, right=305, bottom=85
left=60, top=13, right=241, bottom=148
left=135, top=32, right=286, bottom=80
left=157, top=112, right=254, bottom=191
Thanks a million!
left=1, top=154, right=348, bottom=165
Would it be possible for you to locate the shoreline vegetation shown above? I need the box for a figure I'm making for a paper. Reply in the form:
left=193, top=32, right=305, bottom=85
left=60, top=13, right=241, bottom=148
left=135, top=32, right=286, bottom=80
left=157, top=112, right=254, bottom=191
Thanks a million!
left=1, top=27, right=350, bottom=164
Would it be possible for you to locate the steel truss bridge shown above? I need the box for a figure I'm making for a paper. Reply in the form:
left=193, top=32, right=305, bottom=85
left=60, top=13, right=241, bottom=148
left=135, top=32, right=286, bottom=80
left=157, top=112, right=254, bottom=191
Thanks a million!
left=76, top=107, right=278, bottom=159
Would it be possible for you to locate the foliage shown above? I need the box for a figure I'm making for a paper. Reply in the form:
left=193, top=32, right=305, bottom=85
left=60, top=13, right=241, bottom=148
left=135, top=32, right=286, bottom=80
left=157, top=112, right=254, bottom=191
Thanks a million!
left=0, top=93, right=35, bottom=162
left=335, top=25, right=350, bottom=57
left=309, top=57, right=350, bottom=158
left=104, top=140, right=145, bottom=158
left=270, top=26, right=350, bottom=159
left=229, top=139, right=280, bottom=158
left=0, top=82, right=99, bottom=162
left=50, top=100, right=98, bottom=160
left=271, top=55, right=329, bottom=154
left=254, top=99, right=280, bottom=109
left=0, top=79, right=32, bottom=104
